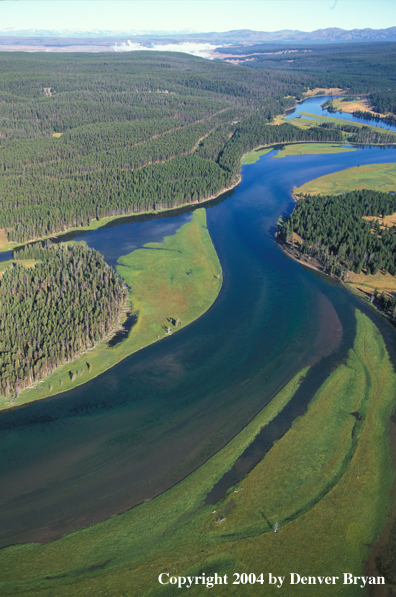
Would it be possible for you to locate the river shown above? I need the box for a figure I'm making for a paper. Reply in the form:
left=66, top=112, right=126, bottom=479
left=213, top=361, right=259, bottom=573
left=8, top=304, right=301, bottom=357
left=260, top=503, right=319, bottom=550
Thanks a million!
left=286, top=93, right=396, bottom=132
left=0, top=99, right=395, bottom=548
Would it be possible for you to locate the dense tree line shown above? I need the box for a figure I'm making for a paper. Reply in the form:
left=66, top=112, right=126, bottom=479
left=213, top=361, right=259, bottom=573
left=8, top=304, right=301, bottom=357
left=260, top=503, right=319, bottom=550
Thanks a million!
left=368, top=91, right=396, bottom=116
left=1, top=120, right=353, bottom=243
left=0, top=243, right=127, bottom=397
left=217, top=119, right=344, bottom=174
left=318, top=121, right=396, bottom=145
left=280, top=189, right=396, bottom=303
left=352, top=110, right=396, bottom=125
left=3, top=155, right=231, bottom=242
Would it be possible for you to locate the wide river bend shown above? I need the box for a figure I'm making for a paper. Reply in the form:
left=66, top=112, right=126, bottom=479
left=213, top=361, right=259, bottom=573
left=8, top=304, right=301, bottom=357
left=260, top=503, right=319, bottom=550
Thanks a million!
left=1, top=98, right=396, bottom=547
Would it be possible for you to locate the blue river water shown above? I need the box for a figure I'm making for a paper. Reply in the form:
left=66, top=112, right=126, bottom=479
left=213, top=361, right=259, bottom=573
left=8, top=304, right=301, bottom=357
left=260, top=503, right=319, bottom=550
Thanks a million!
left=0, top=111, right=395, bottom=548
left=286, top=94, right=396, bottom=132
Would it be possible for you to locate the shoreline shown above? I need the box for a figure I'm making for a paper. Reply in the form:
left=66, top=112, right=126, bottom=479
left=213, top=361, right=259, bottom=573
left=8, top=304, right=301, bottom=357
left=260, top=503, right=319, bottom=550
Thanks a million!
left=0, top=179, right=241, bottom=255
left=0, top=209, right=223, bottom=412
left=277, top=238, right=396, bottom=329
left=276, top=237, right=328, bottom=277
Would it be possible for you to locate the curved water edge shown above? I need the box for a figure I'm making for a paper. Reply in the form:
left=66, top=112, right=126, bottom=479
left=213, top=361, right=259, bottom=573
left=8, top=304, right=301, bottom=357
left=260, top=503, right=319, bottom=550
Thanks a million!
left=0, top=131, right=396, bottom=547
left=286, top=94, right=396, bottom=133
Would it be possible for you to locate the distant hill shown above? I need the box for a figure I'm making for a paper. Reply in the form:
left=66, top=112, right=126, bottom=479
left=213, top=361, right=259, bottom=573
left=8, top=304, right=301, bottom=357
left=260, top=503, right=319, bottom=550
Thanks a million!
left=0, top=27, right=395, bottom=53
left=197, top=27, right=396, bottom=44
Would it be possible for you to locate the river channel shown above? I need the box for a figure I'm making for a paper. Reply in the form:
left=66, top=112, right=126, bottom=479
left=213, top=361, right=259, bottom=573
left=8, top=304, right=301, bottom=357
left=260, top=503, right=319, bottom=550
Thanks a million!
left=0, top=98, right=396, bottom=548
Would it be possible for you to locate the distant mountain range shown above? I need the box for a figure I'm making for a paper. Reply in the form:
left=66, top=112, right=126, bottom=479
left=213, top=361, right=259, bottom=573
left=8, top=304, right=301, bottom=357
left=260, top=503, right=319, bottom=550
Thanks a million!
left=203, top=27, right=396, bottom=44
left=1, top=26, right=396, bottom=44
left=0, top=27, right=395, bottom=54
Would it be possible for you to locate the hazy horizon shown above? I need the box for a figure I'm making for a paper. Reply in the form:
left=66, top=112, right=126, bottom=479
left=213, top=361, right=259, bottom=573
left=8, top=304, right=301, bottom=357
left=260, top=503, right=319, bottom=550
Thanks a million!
left=1, top=1, right=395, bottom=35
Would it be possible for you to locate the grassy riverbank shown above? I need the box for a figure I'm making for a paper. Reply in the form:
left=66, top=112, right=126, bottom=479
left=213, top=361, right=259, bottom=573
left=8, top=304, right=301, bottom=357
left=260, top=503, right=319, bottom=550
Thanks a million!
left=0, top=312, right=393, bottom=596
left=0, top=208, right=221, bottom=410
left=241, top=147, right=273, bottom=165
left=294, top=162, right=396, bottom=196
left=241, top=141, right=355, bottom=166
left=273, top=143, right=357, bottom=158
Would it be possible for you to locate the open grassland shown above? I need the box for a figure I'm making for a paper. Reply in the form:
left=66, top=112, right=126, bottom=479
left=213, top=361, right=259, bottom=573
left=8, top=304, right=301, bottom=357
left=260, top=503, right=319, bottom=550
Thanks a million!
left=0, top=312, right=394, bottom=596
left=0, top=209, right=221, bottom=410
left=241, top=147, right=273, bottom=165
left=267, top=115, right=285, bottom=126
left=303, top=87, right=344, bottom=97
left=273, top=143, right=357, bottom=158
left=294, top=163, right=396, bottom=196
left=0, top=228, right=16, bottom=252
left=363, top=211, right=396, bottom=229
left=240, top=142, right=355, bottom=165
left=346, top=270, right=396, bottom=303
left=0, top=259, right=13, bottom=277
left=332, top=97, right=376, bottom=115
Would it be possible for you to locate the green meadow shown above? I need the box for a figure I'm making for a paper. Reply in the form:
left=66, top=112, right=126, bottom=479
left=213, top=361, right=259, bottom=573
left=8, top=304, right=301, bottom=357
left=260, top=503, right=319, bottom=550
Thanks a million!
left=241, top=143, right=355, bottom=166
left=0, top=311, right=394, bottom=596
left=0, top=208, right=221, bottom=410
left=273, top=143, right=357, bottom=158
left=294, top=163, right=396, bottom=196
left=241, top=147, right=274, bottom=165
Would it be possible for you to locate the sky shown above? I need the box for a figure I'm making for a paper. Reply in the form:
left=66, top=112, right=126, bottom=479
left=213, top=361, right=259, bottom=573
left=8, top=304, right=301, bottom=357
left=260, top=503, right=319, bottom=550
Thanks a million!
left=1, top=0, right=395, bottom=34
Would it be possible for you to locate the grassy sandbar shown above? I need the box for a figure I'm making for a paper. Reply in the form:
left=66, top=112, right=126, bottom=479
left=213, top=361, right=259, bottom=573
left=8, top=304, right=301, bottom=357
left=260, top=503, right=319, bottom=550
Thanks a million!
left=241, top=147, right=273, bottom=165
left=273, top=142, right=357, bottom=158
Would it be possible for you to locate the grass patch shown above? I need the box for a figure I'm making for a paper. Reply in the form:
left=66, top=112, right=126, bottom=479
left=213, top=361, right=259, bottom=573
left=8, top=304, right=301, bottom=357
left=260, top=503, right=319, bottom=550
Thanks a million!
left=346, top=269, right=396, bottom=304
left=0, top=311, right=394, bottom=596
left=241, top=147, right=273, bottom=165
left=363, top=211, right=396, bottom=229
left=240, top=143, right=354, bottom=165
left=0, top=209, right=221, bottom=410
left=294, top=163, right=396, bottom=196
left=0, top=228, right=16, bottom=252
left=303, top=88, right=344, bottom=97
left=116, top=208, right=222, bottom=347
left=332, top=97, right=375, bottom=115
left=273, top=143, right=357, bottom=158
left=0, top=259, right=37, bottom=278
left=52, top=132, right=63, bottom=137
